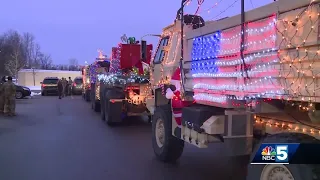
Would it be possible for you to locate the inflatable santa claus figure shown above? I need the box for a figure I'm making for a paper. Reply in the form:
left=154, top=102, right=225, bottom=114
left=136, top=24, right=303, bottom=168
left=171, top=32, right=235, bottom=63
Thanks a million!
left=165, top=68, right=192, bottom=127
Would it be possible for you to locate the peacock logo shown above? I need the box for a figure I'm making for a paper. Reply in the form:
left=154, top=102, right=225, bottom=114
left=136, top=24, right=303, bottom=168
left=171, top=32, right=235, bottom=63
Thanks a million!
left=261, top=146, right=277, bottom=156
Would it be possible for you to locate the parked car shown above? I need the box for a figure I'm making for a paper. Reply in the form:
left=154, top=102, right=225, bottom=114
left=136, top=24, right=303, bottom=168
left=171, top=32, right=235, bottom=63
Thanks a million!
left=15, top=85, right=31, bottom=99
left=41, top=77, right=59, bottom=96
left=0, top=76, right=31, bottom=99
left=71, top=77, right=83, bottom=95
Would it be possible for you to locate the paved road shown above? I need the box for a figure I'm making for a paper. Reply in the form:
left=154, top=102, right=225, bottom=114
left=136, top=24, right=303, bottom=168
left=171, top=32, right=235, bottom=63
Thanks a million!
left=0, top=96, right=249, bottom=180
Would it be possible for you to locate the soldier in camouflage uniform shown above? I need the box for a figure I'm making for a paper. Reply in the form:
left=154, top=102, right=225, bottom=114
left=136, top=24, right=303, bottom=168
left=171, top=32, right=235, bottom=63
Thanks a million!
left=1, top=76, right=16, bottom=116
left=67, top=77, right=73, bottom=96
left=61, top=77, right=67, bottom=97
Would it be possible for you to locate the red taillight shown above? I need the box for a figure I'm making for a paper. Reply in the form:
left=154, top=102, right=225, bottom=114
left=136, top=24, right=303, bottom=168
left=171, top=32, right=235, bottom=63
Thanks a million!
left=73, top=82, right=76, bottom=86
left=42, top=84, right=46, bottom=88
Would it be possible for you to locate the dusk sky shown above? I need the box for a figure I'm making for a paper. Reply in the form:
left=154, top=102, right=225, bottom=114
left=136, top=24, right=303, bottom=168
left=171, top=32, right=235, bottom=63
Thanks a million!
left=0, top=0, right=272, bottom=65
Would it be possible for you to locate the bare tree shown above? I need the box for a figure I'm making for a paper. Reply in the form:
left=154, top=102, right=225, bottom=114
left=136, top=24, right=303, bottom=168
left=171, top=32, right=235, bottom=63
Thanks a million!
left=38, top=53, right=52, bottom=69
left=21, top=32, right=46, bottom=69
left=22, top=32, right=35, bottom=67
left=69, top=58, right=78, bottom=66
left=0, top=35, right=6, bottom=76
left=32, top=44, right=42, bottom=68
left=68, top=58, right=79, bottom=71
left=4, top=30, right=27, bottom=77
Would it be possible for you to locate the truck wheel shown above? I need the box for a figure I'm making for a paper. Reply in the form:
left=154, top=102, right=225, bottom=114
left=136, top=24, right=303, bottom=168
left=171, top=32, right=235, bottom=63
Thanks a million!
left=101, top=103, right=105, bottom=120
left=246, top=133, right=320, bottom=180
left=100, top=90, right=105, bottom=120
left=85, top=91, right=90, bottom=102
left=152, top=105, right=184, bottom=163
left=92, top=101, right=100, bottom=112
left=104, top=98, right=114, bottom=126
left=148, top=115, right=152, bottom=123
left=104, top=89, right=124, bottom=126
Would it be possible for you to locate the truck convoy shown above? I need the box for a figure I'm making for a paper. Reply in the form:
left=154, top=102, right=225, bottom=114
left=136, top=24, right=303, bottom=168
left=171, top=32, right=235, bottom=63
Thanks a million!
left=86, top=39, right=153, bottom=125
left=81, top=52, right=110, bottom=111
left=141, top=0, right=320, bottom=179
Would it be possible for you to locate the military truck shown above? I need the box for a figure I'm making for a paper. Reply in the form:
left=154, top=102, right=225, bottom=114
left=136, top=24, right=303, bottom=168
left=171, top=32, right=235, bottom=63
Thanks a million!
left=145, top=0, right=320, bottom=179
left=85, top=52, right=110, bottom=112
left=98, top=39, right=153, bottom=125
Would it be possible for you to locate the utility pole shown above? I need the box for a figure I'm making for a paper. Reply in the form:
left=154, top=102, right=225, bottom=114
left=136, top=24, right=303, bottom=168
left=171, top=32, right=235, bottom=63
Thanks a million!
left=240, top=0, right=249, bottom=79
left=32, top=68, right=36, bottom=86
left=240, top=0, right=245, bottom=56
left=179, top=0, right=188, bottom=93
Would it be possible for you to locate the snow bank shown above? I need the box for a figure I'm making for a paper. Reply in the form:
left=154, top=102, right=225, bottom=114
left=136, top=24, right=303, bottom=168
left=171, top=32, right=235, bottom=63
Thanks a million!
left=19, top=69, right=81, bottom=74
left=27, top=86, right=41, bottom=91
left=31, top=92, right=41, bottom=96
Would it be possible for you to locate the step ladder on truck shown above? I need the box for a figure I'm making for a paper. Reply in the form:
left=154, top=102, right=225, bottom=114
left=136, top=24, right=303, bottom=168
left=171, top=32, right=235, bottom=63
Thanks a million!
left=144, top=0, right=320, bottom=179
left=98, top=40, right=154, bottom=125
left=81, top=65, right=91, bottom=102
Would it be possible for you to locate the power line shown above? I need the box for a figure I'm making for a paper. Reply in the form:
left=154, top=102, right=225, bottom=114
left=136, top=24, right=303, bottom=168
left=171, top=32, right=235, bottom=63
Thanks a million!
left=212, top=0, right=240, bottom=20
left=249, top=0, right=254, bottom=9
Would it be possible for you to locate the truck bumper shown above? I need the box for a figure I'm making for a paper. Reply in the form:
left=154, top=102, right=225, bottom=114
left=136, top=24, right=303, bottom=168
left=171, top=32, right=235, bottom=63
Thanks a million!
left=109, top=99, right=149, bottom=116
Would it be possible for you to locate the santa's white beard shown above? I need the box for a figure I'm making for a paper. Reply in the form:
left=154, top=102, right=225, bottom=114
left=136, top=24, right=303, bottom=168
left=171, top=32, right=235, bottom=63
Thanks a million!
left=165, top=88, right=174, bottom=99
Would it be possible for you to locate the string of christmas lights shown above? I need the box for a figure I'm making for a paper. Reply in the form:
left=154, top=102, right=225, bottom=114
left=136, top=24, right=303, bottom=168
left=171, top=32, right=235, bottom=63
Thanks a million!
left=190, top=0, right=320, bottom=108
left=275, top=1, right=320, bottom=110
left=254, top=116, right=320, bottom=138
left=211, top=0, right=240, bottom=20
left=110, top=46, right=121, bottom=73
left=185, top=0, right=226, bottom=28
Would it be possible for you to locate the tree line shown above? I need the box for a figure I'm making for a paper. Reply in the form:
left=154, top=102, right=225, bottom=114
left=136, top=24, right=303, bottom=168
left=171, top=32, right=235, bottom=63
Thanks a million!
left=0, top=30, right=81, bottom=77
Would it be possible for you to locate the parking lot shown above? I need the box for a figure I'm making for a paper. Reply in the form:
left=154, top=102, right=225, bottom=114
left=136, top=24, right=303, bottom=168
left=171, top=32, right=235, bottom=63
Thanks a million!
left=0, top=95, right=249, bottom=180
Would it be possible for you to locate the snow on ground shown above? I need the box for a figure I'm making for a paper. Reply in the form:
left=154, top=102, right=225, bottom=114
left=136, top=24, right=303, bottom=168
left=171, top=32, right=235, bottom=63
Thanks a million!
left=31, top=92, right=41, bottom=96
left=27, top=86, right=41, bottom=91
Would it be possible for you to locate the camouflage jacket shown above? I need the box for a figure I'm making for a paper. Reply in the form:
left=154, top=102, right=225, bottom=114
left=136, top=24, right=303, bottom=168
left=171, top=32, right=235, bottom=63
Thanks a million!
left=62, top=79, right=67, bottom=87
left=1, top=82, right=16, bottom=98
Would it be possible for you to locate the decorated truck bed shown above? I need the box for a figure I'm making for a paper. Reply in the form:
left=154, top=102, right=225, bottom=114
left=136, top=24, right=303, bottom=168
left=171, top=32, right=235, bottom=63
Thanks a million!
left=184, top=0, right=320, bottom=111
left=147, top=0, right=320, bottom=178
left=98, top=41, right=153, bottom=125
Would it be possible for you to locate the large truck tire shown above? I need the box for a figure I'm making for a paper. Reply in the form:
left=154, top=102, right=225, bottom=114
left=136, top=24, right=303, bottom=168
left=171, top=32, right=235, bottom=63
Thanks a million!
left=100, top=89, right=106, bottom=121
left=85, top=90, right=90, bottom=102
left=104, top=89, right=125, bottom=126
left=92, top=100, right=100, bottom=112
left=246, top=133, right=320, bottom=180
left=152, top=105, right=184, bottom=163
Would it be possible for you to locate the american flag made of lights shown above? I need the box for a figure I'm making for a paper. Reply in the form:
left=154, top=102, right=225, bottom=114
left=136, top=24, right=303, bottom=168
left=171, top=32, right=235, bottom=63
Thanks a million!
left=190, top=16, right=283, bottom=106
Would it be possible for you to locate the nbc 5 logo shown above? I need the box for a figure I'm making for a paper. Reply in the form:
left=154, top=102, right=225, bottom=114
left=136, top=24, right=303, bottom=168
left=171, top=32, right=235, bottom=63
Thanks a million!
left=275, top=145, right=288, bottom=162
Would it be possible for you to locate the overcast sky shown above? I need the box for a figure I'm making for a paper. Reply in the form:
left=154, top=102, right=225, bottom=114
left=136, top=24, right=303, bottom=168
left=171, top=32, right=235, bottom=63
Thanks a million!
left=0, top=0, right=272, bottom=65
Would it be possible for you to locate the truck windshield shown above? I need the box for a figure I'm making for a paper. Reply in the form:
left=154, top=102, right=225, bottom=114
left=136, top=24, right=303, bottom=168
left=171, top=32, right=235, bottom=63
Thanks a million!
left=153, top=37, right=169, bottom=64
left=74, top=78, right=82, bottom=84
left=97, top=61, right=110, bottom=72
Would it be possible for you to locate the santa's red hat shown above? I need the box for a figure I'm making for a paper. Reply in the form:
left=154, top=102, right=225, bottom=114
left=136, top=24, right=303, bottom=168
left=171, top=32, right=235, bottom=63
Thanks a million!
left=171, top=68, right=181, bottom=84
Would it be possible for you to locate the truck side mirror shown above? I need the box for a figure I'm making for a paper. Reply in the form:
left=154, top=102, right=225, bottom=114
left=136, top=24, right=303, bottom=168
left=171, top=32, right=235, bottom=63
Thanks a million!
left=141, top=40, right=147, bottom=61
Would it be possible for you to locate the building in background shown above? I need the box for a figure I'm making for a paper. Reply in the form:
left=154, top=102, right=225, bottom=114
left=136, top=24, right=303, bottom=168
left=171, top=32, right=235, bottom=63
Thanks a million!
left=17, top=69, right=81, bottom=88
